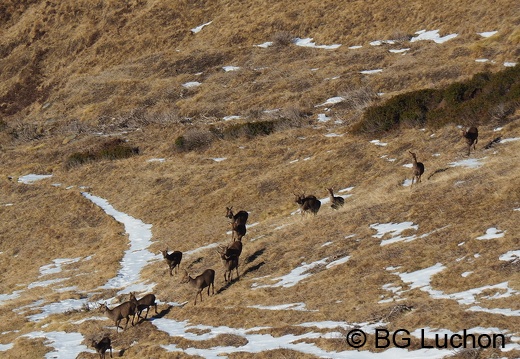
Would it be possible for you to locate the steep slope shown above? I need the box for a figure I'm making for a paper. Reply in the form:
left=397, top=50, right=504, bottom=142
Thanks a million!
left=1, top=1, right=520, bottom=358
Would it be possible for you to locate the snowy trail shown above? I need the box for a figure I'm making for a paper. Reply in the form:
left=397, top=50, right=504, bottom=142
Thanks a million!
left=81, top=192, right=157, bottom=294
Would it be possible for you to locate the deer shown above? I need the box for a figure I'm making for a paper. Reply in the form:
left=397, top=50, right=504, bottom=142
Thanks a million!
left=220, top=239, right=243, bottom=259
left=129, top=292, right=158, bottom=321
left=294, top=192, right=321, bottom=216
left=99, top=301, right=137, bottom=332
left=180, top=269, right=215, bottom=305
left=161, top=249, right=182, bottom=276
left=409, top=151, right=425, bottom=186
left=226, top=206, right=249, bottom=241
left=91, top=336, right=113, bottom=359
left=326, top=188, right=345, bottom=210
left=216, top=247, right=240, bottom=282
left=462, top=126, right=478, bottom=155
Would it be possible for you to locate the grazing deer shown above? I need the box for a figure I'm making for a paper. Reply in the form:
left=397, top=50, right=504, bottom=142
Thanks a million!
left=409, top=151, right=425, bottom=186
left=99, top=301, right=137, bottom=332
left=161, top=249, right=182, bottom=276
left=91, top=336, right=113, bottom=359
left=326, top=188, right=345, bottom=210
left=294, top=192, right=321, bottom=216
left=226, top=207, right=249, bottom=241
left=180, top=269, right=215, bottom=305
left=462, top=126, right=478, bottom=155
left=129, top=292, right=158, bottom=321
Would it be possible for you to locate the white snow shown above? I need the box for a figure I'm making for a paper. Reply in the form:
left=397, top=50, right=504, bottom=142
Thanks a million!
left=293, top=38, right=341, bottom=49
left=499, top=250, right=520, bottom=262
left=316, top=96, right=344, bottom=107
left=252, top=258, right=329, bottom=289
left=360, top=69, right=383, bottom=74
left=370, top=222, right=418, bottom=240
left=81, top=193, right=156, bottom=294
left=317, top=113, right=331, bottom=122
left=398, top=263, right=446, bottom=290
left=223, top=115, right=241, bottom=121
left=182, top=81, right=202, bottom=88
left=0, top=290, right=23, bottom=306
left=475, top=227, right=505, bottom=240
left=248, top=303, right=316, bottom=311
left=478, top=31, right=498, bottom=38
left=39, top=257, right=82, bottom=276
left=255, top=41, right=273, bottom=48
left=411, top=29, right=458, bottom=43
left=191, top=21, right=212, bottom=34
left=448, top=157, right=486, bottom=168
left=223, top=66, right=240, bottom=72
left=0, top=343, right=14, bottom=352
left=23, top=331, right=89, bottom=359
left=370, top=139, right=387, bottom=146
left=154, top=318, right=451, bottom=358
left=18, top=174, right=53, bottom=184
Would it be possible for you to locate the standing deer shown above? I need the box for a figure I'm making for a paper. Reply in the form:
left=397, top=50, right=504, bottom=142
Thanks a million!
left=129, top=292, right=158, bottom=321
left=462, top=126, right=478, bottom=155
left=221, top=239, right=243, bottom=259
left=180, top=269, right=215, bottom=305
left=326, top=188, right=345, bottom=210
left=216, top=247, right=240, bottom=282
left=409, top=151, right=425, bottom=186
left=91, top=336, right=113, bottom=359
left=99, top=301, right=137, bottom=332
left=161, top=249, right=182, bottom=276
left=226, top=207, right=249, bottom=241
left=294, top=192, right=321, bottom=216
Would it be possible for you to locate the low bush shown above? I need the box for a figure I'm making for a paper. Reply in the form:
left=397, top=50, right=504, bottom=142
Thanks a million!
left=174, top=128, right=216, bottom=152
left=65, top=138, right=139, bottom=168
left=354, top=65, right=520, bottom=134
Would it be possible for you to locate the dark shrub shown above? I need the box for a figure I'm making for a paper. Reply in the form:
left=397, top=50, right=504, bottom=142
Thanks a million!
left=354, top=65, right=520, bottom=134
left=65, top=138, right=139, bottom=168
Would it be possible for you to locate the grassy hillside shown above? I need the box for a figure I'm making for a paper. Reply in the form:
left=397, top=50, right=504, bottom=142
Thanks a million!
left=1, top=1, right=519, bottom=358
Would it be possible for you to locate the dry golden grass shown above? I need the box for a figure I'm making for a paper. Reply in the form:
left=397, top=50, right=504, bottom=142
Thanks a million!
left=1, top=1, right=520, bottom=358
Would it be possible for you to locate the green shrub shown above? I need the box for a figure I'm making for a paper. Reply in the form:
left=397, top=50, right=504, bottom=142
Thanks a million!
left=354, top=65, right=520, bottom=134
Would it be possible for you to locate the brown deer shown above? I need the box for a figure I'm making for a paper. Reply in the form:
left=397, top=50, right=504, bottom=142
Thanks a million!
left=220, top=239, right=243, bottom=259
left=326, top=188, right=345, bottom=210
left=294, top=192, right=321, bottom=216
left=161, top=249, right=182, bottom=276
left=91, top=336, right=113, bottom=359
left=99, top=301, right=137, bottom=332
left=409, top=151, right=425, bottom=186
left=216, top=247, right=240, bottom=282
left=129, top=292, right=158, bottom=321
left=180, top=269, right=215, bottom=305
left=226, top=207, right=249, bottom=241
left=462, top=126, right=479, bottom=155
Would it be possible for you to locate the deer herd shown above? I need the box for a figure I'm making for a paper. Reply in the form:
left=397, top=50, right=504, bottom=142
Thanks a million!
left=92, top=127, right=479, bottom=354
